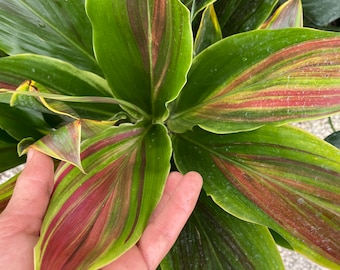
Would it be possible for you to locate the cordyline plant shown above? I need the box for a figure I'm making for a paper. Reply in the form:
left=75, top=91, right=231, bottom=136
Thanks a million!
left=0, top=0, right=340, bottom=269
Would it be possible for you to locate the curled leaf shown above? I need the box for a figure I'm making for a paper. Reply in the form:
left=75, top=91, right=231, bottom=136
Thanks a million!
left=20, top=120, right=84, bottom=172
left=18, top=119, right=116, bottom=173
left=11, top=80, right=79, bottom=119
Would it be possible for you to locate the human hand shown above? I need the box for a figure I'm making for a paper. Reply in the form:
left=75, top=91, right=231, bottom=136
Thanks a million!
left=0, top=149, right=54, bottom=269
left=103, top=170, right=203, bottom=270
left=0, top=149, right=202, bottom=270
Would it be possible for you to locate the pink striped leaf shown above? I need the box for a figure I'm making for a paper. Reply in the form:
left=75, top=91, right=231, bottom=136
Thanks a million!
left=34, top=123, right=171, bottom=270
left=86, top=0, right=193, bottom=120
left=168, top=28, right=340, bottom=134
left=19, top=120, right=83, bottom=172
left=260, top=0, right=303, bottom=29
left=173, top=125, right=340, bottom=268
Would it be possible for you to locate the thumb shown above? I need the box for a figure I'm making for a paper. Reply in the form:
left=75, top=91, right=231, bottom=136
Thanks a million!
left=4, top=149, right=54, bottom=233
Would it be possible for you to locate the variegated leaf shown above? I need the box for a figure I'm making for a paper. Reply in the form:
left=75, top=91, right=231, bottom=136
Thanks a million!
left=19, top=120, right=83, bottom=172
left=260, top=0, right=303, bottom=29
left=18, top=119, right=116, bottom=173
left=169, top=28, right=340, bottom=134
left=34, top=123, right=171, bottom=270
left=173, top=125, right=340, bottom=268
left=86, top=0, right=193, bottom=120
left=0, top=174, right=19, bottom=213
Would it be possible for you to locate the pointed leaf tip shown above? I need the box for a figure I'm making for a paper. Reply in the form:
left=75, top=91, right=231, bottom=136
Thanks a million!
left=24, top=120, right=84, bottom=173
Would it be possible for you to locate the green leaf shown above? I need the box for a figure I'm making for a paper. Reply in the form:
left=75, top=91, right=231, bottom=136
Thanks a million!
left=168, top=28, right=340, bottom=134
left=8, top=81, right=131, bottom=122
left=194, top=4, right=222, bottom=56
left=302, top=0, right=340, bottom=27
left=214, top=0, right=277, bottom=37
left=260, top=0, right=303, bottom=29
left=0, top=142, right=25, bottom=173
left=86, top=0, right=193, bottom=120
left=0, top=54, right=122, bottom=119
left=0, top=128, right=17, bottom=144
left=173, top=125, right=340, bottom=268
left=35, top=123, right=172, bottom=269
left=0, top=54, right=111, bottom=97
left=11, top=80, right=79, bottom=120
left=0, top=103, right=50, bottom=141
left=161, top=193, right=284, bottom=269
left=190, top=0, right=217, bottom=20
left=325, top=131, right=340, bottom=149
left=0, top=0, right=100, bottom=74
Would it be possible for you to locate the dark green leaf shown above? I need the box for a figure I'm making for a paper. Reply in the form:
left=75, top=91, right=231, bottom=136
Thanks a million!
left=181, top=0, right=193, bottom=8
left=161, top=193, right=284, bottom=269
left=0, top=128, right=17, bottom=143
left=194, top=4, right=222, bottom=56
left=214, top=0, right=277, bottom=37
left=0, top=0, right=100, bottom=74
left=302, top=0, right=340, bottom=27
left=190, top=0, right=217, bottom=20
left=0, top=103, right=50, bottom=141
left=0, top=142, right=25, bottom=173
left=0, top=54, right=111, bottom=97
left=325, top=131, right=340, bottom=149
